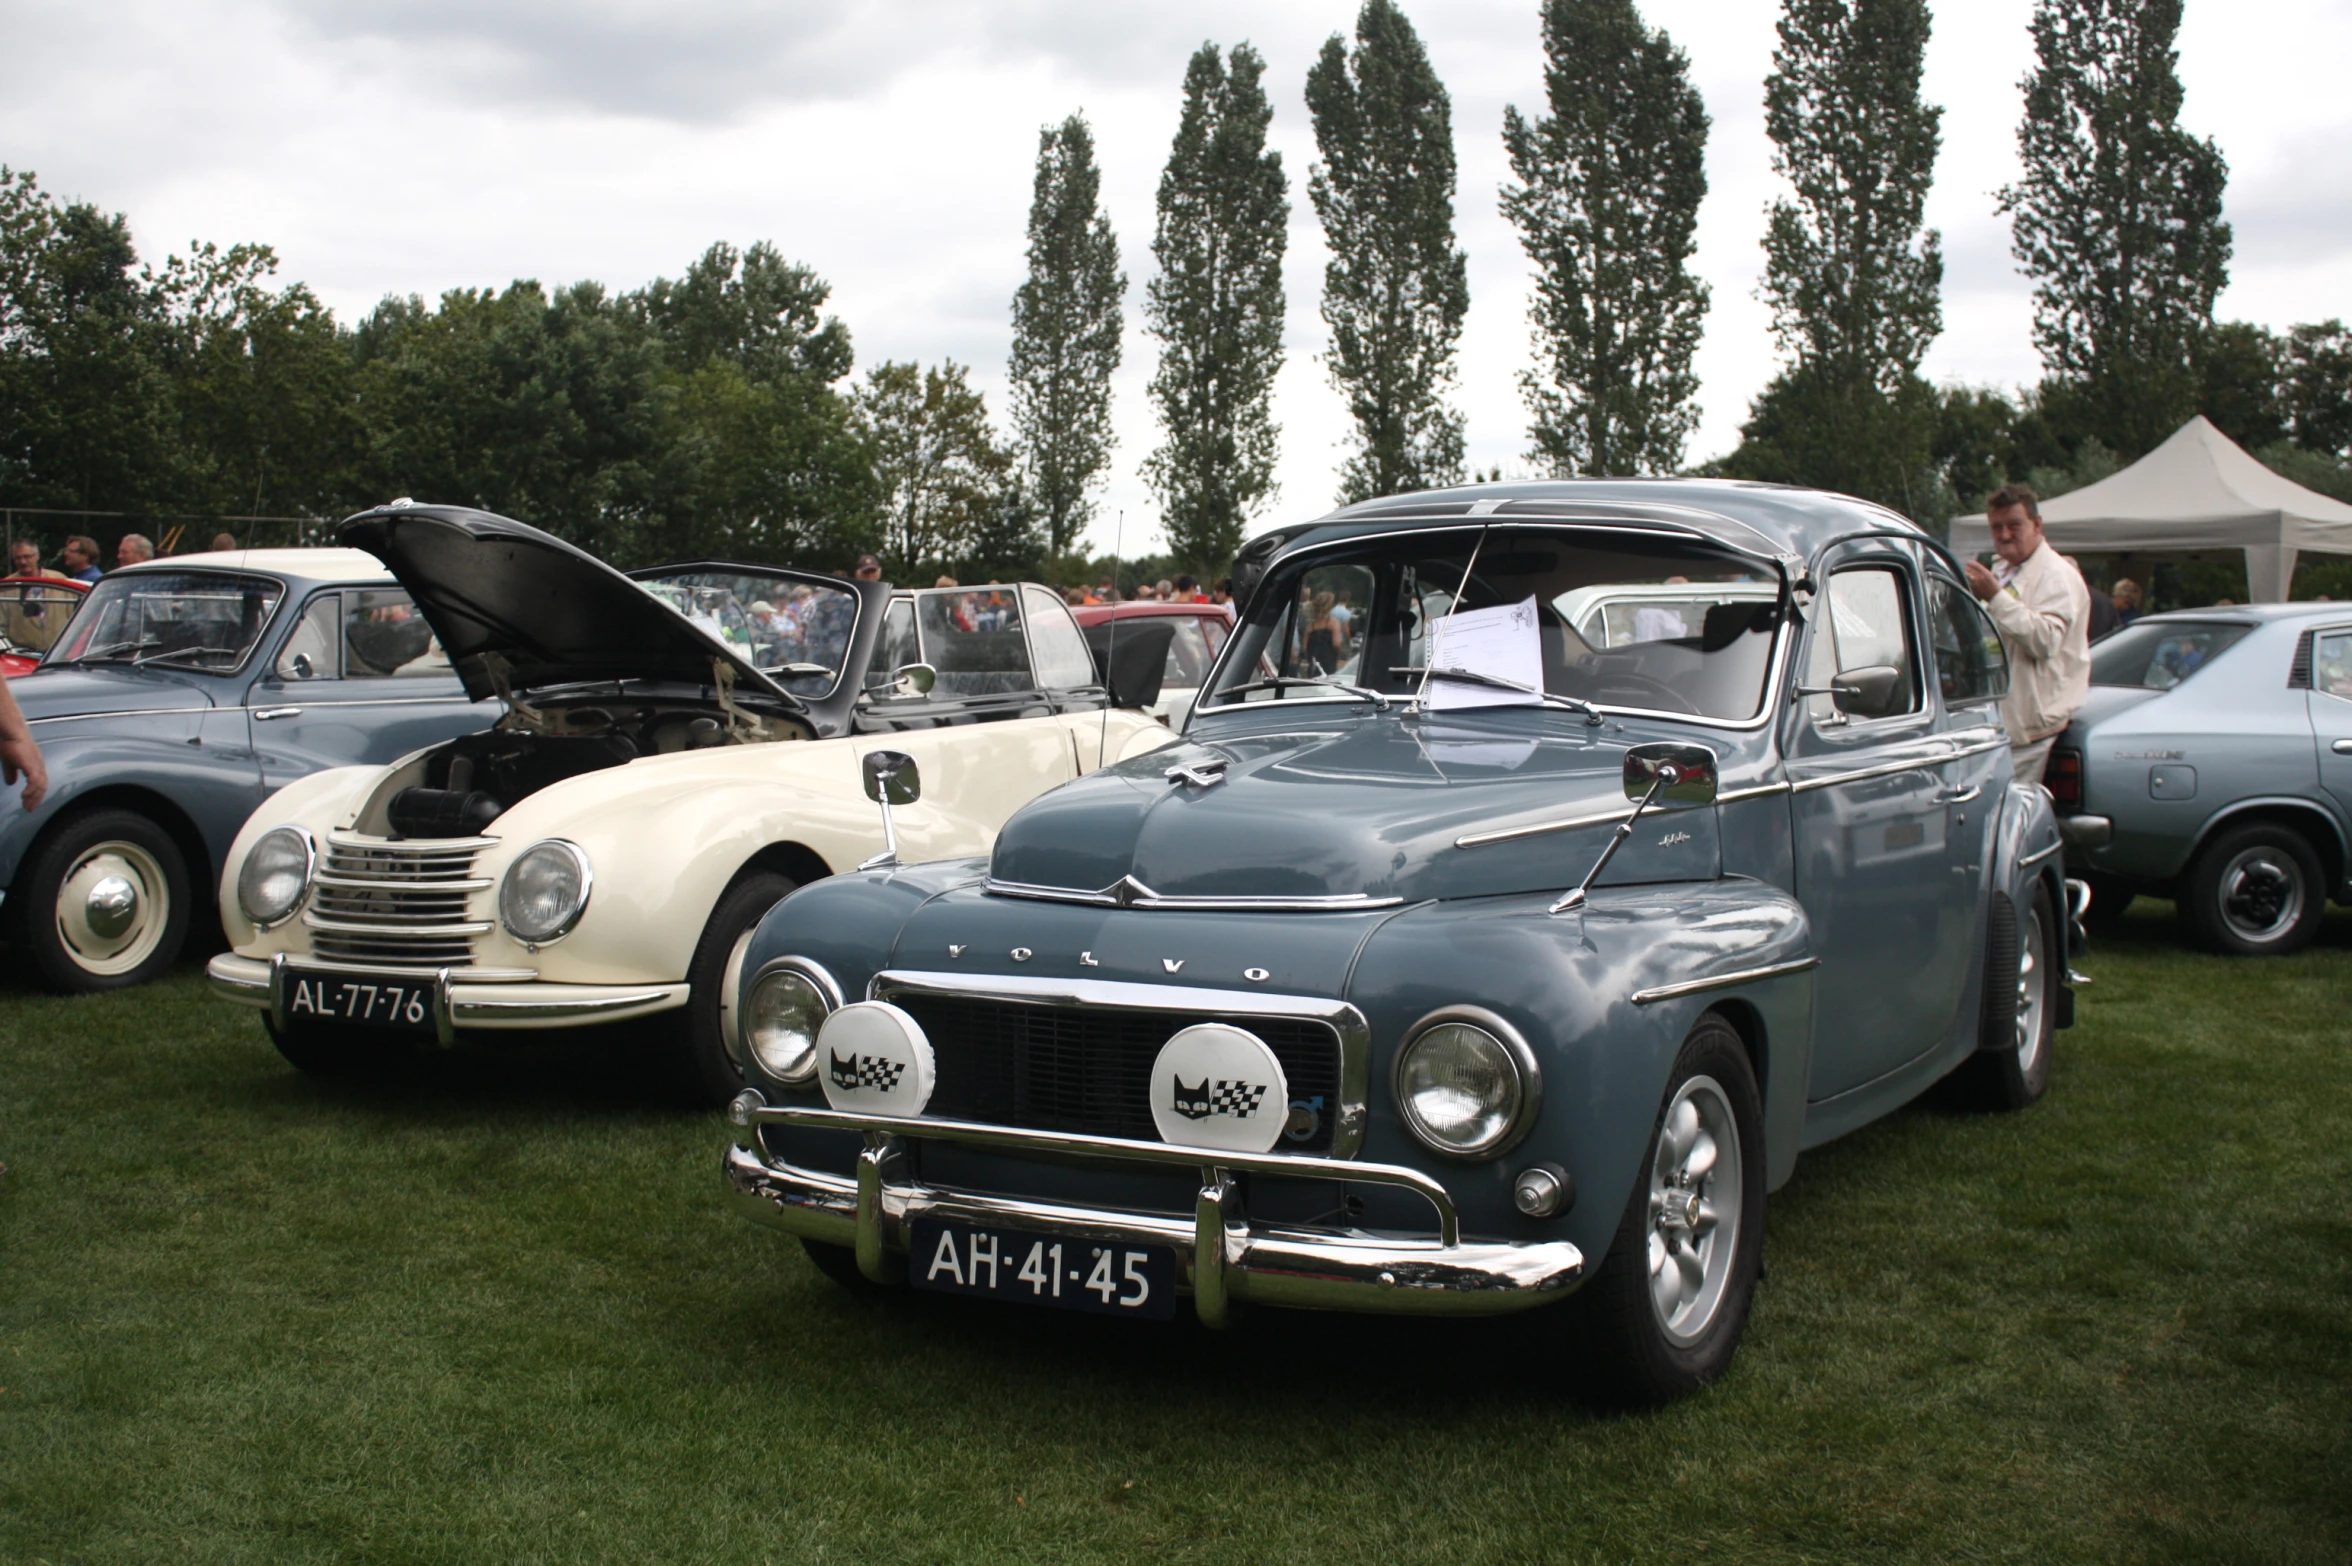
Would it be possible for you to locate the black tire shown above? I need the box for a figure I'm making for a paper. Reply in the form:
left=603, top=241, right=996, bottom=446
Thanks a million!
left=801, top=1238, right=884, bottom=1293
left=671, top=870, right=799, bottom=1106
left=1565, top=1013, right=1766, bottom=1408
left=14, top=808, right=192, bottom=993
left=2181, top=822, right=2325, bottom=956
left=2076, top=870, right=2134, bottom=936
left=264, top=1016, right=417, bottom=1077
left=1951, top=881, right=2056, bottom=1112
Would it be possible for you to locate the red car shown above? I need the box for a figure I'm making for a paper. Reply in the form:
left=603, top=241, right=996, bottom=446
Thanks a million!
left=1071, top=599, right=1234, bottom=725
left=0, top=576, right=89, bottom=676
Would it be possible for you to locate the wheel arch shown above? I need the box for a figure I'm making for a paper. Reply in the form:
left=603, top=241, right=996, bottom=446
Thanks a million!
left=21, top=784, right=216, bottom=907
left=736, top=840, right=833, bottom=894
left=2186, top=798, right=2346, bottom=893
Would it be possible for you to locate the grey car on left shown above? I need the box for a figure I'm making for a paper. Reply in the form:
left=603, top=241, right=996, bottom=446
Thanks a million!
left=4, top=548, right=493, bottom=990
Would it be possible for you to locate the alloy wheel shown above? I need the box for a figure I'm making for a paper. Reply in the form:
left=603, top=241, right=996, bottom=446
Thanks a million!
left=2218, top=847, right=2304, bottom=944
left=1646, top=1073, right=1744, bottom=1346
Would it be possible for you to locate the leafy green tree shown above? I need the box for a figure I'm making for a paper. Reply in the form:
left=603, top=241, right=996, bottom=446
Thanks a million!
left=856, top=359, right=1014, bottom=577
left=638, top=240, right=854, bottom=386
left=2000, top=0, right=2231, bottom=459
left=2192, top=320, right=2284, bottom=451
left=960, top=474, right=1049, bottom=584
left=1306, top=0, right=1468, bottom=503
left=1008, top=116, right=1125, bottom=558
left=1144, top=42, right=1288, bottom=576
left=1501, top=0, right=1709, bottom=476
left=1930, top=384, right=2022, bottom=512
left=1733, top=0, right=1942, bottom=513
left=2279, top=320, right=2352, bottom=459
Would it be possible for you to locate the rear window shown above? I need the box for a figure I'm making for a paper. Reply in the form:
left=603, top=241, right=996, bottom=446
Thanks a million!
left=2090, top=621, right=2253, bottom=690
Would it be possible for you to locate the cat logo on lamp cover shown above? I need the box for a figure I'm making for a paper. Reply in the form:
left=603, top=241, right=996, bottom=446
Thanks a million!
left=1149, top=1023, right=1288, bottom=1153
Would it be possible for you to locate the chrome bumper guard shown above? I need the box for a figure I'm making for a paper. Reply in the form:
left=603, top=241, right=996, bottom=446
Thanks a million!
left=206, top=952, right=685, bottom=1048
left=724, top=1091, right=1585, bottom=1326
left=2059, top=814, right=2113, bottom=849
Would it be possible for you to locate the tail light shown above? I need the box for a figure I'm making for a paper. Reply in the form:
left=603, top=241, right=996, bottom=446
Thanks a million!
left=2045, top=747, right=2082, bottom=813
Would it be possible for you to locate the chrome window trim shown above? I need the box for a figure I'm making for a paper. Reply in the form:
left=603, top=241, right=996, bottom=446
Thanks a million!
left=868, top=968, right=1372, bottom=1160
left=983, top=874, right=1404, bottom=914
left=1392, top=1004, right=1541, bottom=1161
left=737, top=954, right=840, bottom=1085
left=1629, top=956, right=1820, bottom=1006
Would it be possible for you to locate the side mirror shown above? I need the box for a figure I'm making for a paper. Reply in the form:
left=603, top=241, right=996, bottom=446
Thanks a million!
left=861, top=749, right=921, bottom=806
left=1621, top=742, right=1718, bottom=807
left=288, top=653, right=315, bottom=680
left=1831, top=664, right=1903, bottom=720
left=892, top=662, right=937, bottom=696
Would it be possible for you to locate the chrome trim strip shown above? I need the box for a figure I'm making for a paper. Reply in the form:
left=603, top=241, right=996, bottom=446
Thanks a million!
left=1629, top=956, right=1820, bottom=1006
left=1454, top=803, right=1632, bottom=849
left=983, top=874, right=1403, bottom=914
left=1715, top=780, right=1792, bottom=804
left=1944, top=735, right=2012, bottom=760
left=27, top=706, right=208, bottom=725
left=300, top=913, right=494, bottom=938
left=2020, top=839, right=2064, bottom=868
left=312, top=872, right=494, bottom=892
left=326, top=830, right=500, bottom=852
left=1787, top=749, right=1963, bottom=793
left=870, top=969, right=1373, bottom=1160
left=450, top=990, right=674, bottom=1021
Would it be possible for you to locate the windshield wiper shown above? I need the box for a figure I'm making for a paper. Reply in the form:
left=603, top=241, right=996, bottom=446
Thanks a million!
left=1391, top=665, right=1604, bottom=725
left=1210, top=676, right=1391, bottom=710
left=62, top=637, right=162, bottom=666
left=134, top=644, right=237, bottom=671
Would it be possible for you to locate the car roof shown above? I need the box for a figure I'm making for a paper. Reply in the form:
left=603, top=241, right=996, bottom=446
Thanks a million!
left=2133, top=601, right=2352, bottom=626
left=1071, top=601, right=1232, bottom=624
left=1258, top=478, right=1923, bottom=568
left=111, top=547, right=395, bottom=587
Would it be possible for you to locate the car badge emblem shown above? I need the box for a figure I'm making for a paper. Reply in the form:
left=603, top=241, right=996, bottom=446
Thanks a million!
left=1659, top=831, right=1692, bottom=847
left=1244, top=967, right=1270, bottom=983
left=1165, top=758, right=1229, bottom=790
left=1080, top=951, right=1099, bottom=966
left=1011, top=947, right=1032, bottom=962
left=1163, top=958, right=1185, bottom=974
left=947, top=944, right=966, bottom=958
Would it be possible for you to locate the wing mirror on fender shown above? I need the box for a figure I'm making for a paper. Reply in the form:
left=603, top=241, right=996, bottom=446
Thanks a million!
left=858, top=749, right=920, bottom=871
left=1551, top=742, right=1720, bottom=914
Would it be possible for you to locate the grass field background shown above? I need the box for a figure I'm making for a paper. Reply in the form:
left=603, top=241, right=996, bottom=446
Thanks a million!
left=3, top=904, right=2347, bottom=1563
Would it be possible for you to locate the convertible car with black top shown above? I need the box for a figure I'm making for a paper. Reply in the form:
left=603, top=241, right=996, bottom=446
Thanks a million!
left=718, top=480, right=2075, bottom=1404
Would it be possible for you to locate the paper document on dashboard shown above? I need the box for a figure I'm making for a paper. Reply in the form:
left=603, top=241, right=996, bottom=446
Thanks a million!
left=1423, top=596, right=1543, bottom=710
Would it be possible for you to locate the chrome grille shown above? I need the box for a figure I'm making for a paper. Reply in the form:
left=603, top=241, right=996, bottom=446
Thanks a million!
left=305, top=834, right=495, bottom=968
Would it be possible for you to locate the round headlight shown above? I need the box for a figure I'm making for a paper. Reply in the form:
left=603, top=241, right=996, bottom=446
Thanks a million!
left=743, top=966, right=830, bottom=1084
left=498, top=840, right=591, bottom=944
left=1395, top=1013, right=1534, bottom=1159
left=236, top=826, right=314, bottom=928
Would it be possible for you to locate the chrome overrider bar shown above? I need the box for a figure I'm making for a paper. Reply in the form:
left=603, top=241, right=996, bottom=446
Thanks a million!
left=724, top=1092, right=1587, bottom=1326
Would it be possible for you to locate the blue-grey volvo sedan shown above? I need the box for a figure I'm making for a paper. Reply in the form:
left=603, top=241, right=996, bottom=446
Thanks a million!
left=4, top=549, right=492, bottom=990
left=2050, top=602, right=2352, bottom=953
left=717, top=481, right=2074, bottom=1405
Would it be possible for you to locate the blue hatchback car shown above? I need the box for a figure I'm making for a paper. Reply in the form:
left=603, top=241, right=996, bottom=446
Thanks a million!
left=4, top=548, right=493, bottom=990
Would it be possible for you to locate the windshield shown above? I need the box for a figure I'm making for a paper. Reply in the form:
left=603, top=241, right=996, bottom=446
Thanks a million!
left=633, top=570, right=858, bottom=697
left=0, top=579, right=85, bottom=656
left=914, top=587, right=1037, bottom=696
left=2089, top=620, right=2253, bottom=690
left=1203, top=526, right=1784, bottom=724
left=46, top=571, right=284, bottom=673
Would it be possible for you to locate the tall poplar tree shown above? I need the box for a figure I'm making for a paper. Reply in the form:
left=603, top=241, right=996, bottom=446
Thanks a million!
left=1008, top=115, right=1125, bottom=558
left=2000, top=0, right=2230, bottom=459
left=1501, top=0, right=1709, bottom=476
left=1731, top=0, right=1944, bottom=513
left=1143, top=42, right=1288, bottom=576
left=1306, top=0, right=1468, bottom=503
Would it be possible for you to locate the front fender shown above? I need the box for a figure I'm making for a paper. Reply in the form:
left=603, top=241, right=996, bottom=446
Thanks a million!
left=0, top=716, right=254, bottom=892
left=1991, top=778, right=2066, bottom=923
left=1346, top=880, right=1813, bottom=1268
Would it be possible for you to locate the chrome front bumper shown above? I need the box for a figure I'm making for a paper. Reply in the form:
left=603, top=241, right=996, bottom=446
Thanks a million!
left=206, top=952, right=688, bottom=1048
left=724, top=1091, right=1585, bottom=1325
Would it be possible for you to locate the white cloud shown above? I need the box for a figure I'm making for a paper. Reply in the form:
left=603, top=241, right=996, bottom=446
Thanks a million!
left=3, top=0, right=2343, bottom=558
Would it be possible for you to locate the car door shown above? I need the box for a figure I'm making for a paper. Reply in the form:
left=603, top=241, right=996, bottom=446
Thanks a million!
left=1786, top=556, right=1980, bottom=1100
left=2307, top=625, right=2352, bottom=834
left=247, top=586, right=495, bottom=793
left=1923, top=571, right=2013, bottom=1044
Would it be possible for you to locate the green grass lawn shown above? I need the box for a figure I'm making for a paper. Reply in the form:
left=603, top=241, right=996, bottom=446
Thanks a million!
left=3, top=905, right=2348, bottom=1564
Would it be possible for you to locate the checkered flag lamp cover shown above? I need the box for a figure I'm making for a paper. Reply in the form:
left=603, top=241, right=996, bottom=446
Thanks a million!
left=829, top=1050, right=908, bottom=1093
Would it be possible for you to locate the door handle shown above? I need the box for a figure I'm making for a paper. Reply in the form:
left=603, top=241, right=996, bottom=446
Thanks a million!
left=2335, top=739, right=2352, bottom=755
left=251, top=706, right=303, bottom=721
left=1936, top=783, right=1982, bottom=805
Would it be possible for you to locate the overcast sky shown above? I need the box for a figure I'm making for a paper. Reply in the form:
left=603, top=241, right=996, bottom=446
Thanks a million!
left=6, top=0, right=2347, bottom=559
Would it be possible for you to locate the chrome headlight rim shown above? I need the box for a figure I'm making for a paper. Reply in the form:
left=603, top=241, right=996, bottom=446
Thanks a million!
left=236, top=824, right=315, bottom=930
left=497, top=838, right=593, bottom=946
left=1391, top=1004, right=1541, bottom=1161
left=738, top=955, right=840, bottom=1087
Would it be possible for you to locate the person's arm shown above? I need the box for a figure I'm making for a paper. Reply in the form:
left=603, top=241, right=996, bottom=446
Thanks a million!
left=1978, top=557, right=2078, bottom=664
left=0, top=677, right=47, bottom=810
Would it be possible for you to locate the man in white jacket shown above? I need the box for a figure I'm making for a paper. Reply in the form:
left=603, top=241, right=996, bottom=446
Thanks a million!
left=1963, top=484, right=2091, bottom=783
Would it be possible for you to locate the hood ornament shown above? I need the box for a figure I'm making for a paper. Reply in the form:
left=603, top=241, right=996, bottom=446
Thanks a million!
left=1165, top=757, right=1229, bottom=790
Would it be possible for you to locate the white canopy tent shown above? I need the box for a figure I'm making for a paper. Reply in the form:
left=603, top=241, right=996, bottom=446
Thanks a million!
left=1949, top=415, right=2352, bottom=602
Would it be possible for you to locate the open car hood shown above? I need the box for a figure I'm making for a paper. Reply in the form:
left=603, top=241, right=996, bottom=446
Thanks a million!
left=338, top=504, right=801, bottom=705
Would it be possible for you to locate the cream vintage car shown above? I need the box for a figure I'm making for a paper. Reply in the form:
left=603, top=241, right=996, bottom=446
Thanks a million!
left=207, top=503, right=1171, bottom=1100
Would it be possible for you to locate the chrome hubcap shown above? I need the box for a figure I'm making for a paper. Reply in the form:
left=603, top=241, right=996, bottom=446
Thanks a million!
left=2016, top=899, right=2047, bottom=1074
left=2219, top=849, right=2302, bottom=941
left=1646, top=1074, right=1743, bottom=1346
left=56, top=841, right=170, bottom=975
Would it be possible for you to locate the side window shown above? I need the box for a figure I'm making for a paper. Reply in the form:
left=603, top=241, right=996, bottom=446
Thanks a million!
left=1022, top=586, right=1097, bottom=689
left=275, top=595, right=339, bottom=680
left=1163, top=618, right=1215, bottom=689
left=2315, top=631, right=2352, bottom=700
left=1927, top=577, right=2009, bottom=707
left=1805, top=566, right=1921, bottom=724
left=875, top=598, right=919, bottom=679
left=342, top=588, right=446, bottom=677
